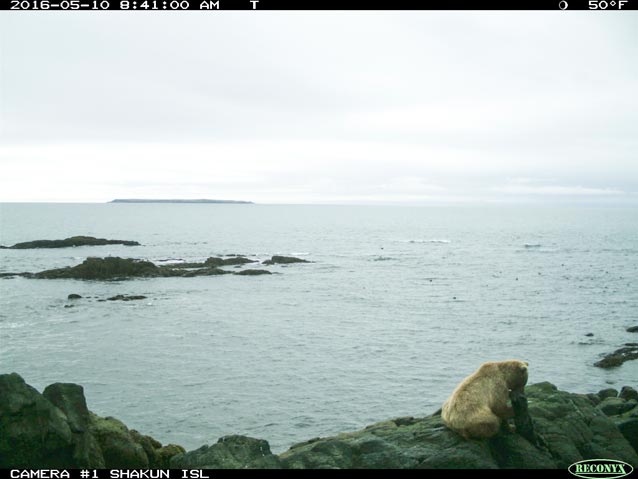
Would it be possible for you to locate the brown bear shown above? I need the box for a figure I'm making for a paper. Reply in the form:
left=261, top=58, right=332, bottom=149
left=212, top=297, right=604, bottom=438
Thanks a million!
left=441, top=360, right=529, bottom=439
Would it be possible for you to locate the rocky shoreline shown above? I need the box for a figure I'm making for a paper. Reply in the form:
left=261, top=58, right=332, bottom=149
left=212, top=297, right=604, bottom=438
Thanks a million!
left=1, top=373, right=636, bottom=469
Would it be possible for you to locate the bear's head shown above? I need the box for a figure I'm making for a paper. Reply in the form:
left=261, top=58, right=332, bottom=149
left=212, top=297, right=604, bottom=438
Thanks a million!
left=498, top=359, right=528, bottom=392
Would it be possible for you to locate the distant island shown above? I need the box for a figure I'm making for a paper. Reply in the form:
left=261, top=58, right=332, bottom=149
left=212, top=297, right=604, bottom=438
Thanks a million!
left=109, top=199, right=253, bottom=204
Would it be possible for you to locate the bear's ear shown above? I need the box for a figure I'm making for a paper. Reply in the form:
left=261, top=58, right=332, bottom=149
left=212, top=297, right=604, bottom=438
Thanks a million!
left=519, top=361, right=528, bottom=370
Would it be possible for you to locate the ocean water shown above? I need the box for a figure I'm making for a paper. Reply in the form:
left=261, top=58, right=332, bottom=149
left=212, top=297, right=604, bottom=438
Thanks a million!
left=1, top=203, right=637, bottom=453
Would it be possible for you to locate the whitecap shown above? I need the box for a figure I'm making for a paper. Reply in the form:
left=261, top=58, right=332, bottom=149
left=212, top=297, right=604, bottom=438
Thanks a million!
left=155, top=258, right=185, bottom=264
left=406, top=239, right=451, bottom=244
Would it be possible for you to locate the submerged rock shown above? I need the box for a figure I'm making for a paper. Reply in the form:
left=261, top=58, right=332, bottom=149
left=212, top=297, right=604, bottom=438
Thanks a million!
left=235, top=269, right=272, bottom=276
left=594, top=344, right=638, bottom=368
left=205, top=256, right=257, bottom=267
left=0, top=236, right=140, bottom=249
left=176, top=268, right=231, bottom=277
left=627, top=326, right=638, bottom=333
left=106, top=295, right=147, bottom=301
left=167, top=256, right=256, bottom=269
left=68, top=294, right=83, bottom=300
left=262, top=256, right=310, bottom=265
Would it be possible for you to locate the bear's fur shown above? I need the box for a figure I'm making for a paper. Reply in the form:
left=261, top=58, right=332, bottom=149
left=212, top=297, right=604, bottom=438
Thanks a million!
left=441, top=360, right=529, bottom=440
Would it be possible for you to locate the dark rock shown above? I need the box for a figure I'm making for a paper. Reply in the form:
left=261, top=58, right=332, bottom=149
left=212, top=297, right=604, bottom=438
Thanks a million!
left=620, top=386, right=638, bottom=402
left=280, top=381, right=638, bottom=469
left=130, top=430, right=161, bottom=466
left=510, top=390, right=542, bottom=448
left=157, top=444, right=186, bottom=468
left=33, top=258, right=235, bottom=280
left=68, top=294, right=82, bottom=300
left=598, top=398, right=638, bottom=416
left=262, top=256, right=310, bottom=265
left=614, top=418, right=638, bottom=453
left=599, top=388, right=619, bottom=400
left=43, top=383, right=90, bottom=434
left=25, top=255, right=283, bottom=281
left=222, top=256, right=257, bottom=266
left=235, top=269, right=272, bottom=276
left=64, top=305, right=75, bottom=308
left=0, top=373, right=75, bottom=468
left=585, top=333, right=594, bottom=337
left=179, top=268, right=231, bottom=277
left=520, top=383, right=636, bottom=467
left=0, top=272, right=32, bottom=278
left=89, top=414, right=149, bottom=468
left=488, top=432, right=555, bottom=469
left=35, top=257, right=160, bottom=280
left=205, top=256, right=257, bottom=267
left=0, top=373, right=178, bottom=469
left=627, top=326, right=638, bottom=333
left=586, top=394, right=602, bottom=406
left=42, top=383, right=104, bottom=467
left=160, top=261, right=207, bottom=269
left=2, top=236, right=140, bottom=249
left=106, top=295, right=147, bottom=301
left=4, top=374, right=638, bottom=469
left=595, top=345, right=638, bottom=368
left=170, top=435, right=281, bottom=469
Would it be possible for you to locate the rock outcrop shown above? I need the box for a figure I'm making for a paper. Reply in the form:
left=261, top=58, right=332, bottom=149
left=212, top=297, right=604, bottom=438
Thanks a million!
left=236, top=269, right=272, bottom=276
left=262, top=256, right=309, bottom=265
left=276, top=382, right=638, bottom=469
left=170, top=436, right=281, bottom=469
left=0, top=236, right=140, bottom=249
left=595, top=343, right=638, bottom=368
left=33, top=257, right=161, bottom=280
left=2, top=255, right=308, bottom=280
left=106, top=295, right=148, bottom=301
left=0, top=373, right=184, bottom=468
left=2, top=374, right=636, bottom=469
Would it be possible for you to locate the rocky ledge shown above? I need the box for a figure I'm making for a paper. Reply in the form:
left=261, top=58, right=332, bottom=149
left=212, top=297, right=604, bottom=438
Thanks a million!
left=1, top=373, right=637, bottom=469
left=1, top=255, right=308, bottom=280
left=0, top=373, right=184, bottom=468
left=0, top=236, right=140, bottom=249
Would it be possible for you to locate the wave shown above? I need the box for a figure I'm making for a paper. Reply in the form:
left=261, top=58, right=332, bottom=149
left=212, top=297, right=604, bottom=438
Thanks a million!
left=156, top=258, right=185, bottom=263
left=406, top=239, right=451, bottom=244
left=524, top=243, right=542, bottom=248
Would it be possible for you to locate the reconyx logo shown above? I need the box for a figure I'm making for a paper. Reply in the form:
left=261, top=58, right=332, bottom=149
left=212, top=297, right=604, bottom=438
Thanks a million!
left=569, top=459, right=634, bottom=479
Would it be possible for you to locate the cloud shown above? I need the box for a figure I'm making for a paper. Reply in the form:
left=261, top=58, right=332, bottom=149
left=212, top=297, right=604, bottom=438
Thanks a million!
left=1, top=13, right=636, bottom=203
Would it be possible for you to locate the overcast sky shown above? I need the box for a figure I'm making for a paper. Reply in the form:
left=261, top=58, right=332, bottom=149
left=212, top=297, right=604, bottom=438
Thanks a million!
left=1, top=12, right=637, bottom=203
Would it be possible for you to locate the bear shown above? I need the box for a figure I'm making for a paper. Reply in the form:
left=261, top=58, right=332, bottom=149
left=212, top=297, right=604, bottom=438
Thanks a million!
left=441, top=360, right=529, bottom=440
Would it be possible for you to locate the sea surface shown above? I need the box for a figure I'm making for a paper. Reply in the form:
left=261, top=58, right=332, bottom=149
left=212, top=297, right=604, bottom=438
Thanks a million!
left=1, top=203, right=637, bottom=452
